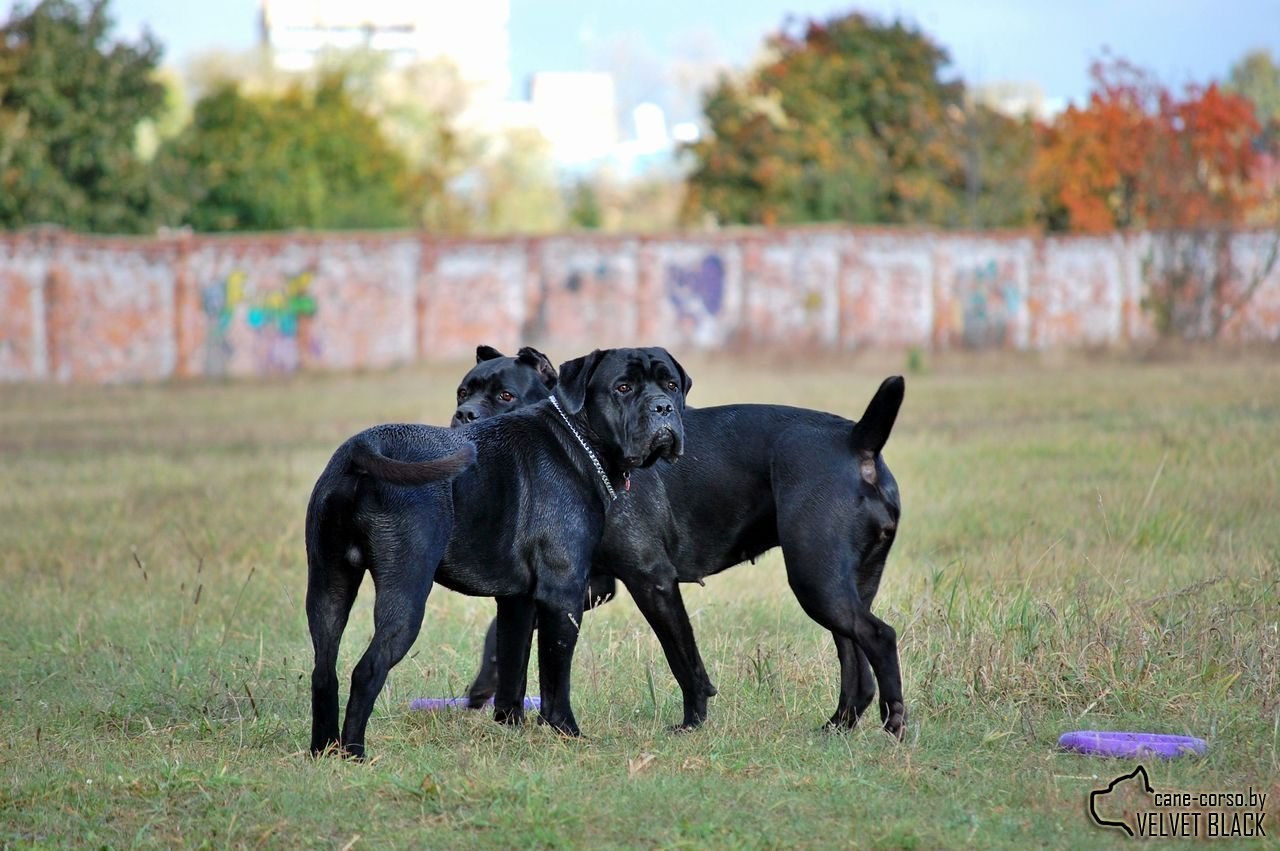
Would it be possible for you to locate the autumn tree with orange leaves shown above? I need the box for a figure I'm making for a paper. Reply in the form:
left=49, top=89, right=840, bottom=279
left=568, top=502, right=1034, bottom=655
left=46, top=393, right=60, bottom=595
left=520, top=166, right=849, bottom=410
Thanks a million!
left=1034, top=57, right=1276, bottom=338
left=1034, top=57, right=1263, bottom=233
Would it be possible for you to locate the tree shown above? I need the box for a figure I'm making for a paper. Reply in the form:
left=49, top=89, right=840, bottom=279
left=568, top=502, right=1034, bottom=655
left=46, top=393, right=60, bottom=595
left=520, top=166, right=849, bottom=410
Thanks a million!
left=0, top=0, right=169, bottom=233
left=1033, top=57, right=1262, bottom=234
left=682, top=11, right=1035, bottom=228
left=1226, top=50, right=1280, bottom=125
left=309, top=51, right=482, bottom=232
left=1226, top=49, right=1280, bottom=226
left=957, top=99, right=1038, bottom=229
left=1034, top=56, right=1273, bottom=339
left=465, top=127, right=565, bottom=235
left=155, top=75, right=417, bottom=231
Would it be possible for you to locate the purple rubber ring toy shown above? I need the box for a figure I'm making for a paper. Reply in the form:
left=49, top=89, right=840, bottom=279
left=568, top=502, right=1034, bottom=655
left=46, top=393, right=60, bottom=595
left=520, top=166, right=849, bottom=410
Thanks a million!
left=1058, top=730, right=1206, bottom=759
left=410, top=696, right=541, bottom=712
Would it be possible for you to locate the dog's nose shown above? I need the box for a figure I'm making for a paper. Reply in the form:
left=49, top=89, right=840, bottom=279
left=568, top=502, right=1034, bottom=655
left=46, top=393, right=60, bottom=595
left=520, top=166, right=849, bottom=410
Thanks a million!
left=650, top=400, right=673, bottom=416
left=453, top=408, right=477, bottom=424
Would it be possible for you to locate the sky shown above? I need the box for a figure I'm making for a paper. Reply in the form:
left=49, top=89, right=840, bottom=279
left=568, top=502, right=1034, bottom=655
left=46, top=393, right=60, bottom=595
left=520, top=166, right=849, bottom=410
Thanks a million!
left=100, top=0, right=1280, bottom=118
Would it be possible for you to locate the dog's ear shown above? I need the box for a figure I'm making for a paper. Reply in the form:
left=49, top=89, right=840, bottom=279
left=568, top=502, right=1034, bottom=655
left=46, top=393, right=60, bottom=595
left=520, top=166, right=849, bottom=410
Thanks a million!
left=516, top=346, right=558, bottom=389
left=555, top=349, right=605, bottom=414
left=850, top=376, right=904, bottom=486
left=476, top=345, right=505, bottom=363
left=667, top=349, right=693, bottom=398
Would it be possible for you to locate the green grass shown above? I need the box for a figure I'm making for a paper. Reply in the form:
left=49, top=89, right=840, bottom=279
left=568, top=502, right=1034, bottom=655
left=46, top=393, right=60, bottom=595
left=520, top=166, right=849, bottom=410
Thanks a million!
left=1, top=352, right=1277, bottom=848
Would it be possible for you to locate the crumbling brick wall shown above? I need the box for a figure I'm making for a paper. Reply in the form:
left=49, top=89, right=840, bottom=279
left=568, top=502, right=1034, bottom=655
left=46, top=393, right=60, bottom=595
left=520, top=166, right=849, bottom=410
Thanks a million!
left=2, top=226, right=1277, bottom=382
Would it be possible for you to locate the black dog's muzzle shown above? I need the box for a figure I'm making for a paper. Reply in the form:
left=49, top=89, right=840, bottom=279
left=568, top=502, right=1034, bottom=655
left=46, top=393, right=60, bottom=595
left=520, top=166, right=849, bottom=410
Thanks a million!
left=451, top=405, right=485, bottom=428
left=626, top=394, right=684, bottom=467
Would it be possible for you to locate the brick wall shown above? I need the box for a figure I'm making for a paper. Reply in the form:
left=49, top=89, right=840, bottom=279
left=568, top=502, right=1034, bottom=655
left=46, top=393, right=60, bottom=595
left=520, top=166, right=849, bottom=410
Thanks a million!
left=1, top=226, right=1277, bottom=382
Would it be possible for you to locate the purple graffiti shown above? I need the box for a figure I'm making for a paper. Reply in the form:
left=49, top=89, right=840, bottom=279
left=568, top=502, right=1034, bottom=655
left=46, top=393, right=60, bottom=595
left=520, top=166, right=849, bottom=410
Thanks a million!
left=666, top=255, right=725, bottom=324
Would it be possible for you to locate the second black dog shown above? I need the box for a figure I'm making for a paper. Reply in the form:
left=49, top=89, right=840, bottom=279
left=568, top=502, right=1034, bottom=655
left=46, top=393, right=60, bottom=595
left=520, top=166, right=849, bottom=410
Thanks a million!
left=306, top=347, right=689, bottom=758
left=455, top=348, right=907, bottom=737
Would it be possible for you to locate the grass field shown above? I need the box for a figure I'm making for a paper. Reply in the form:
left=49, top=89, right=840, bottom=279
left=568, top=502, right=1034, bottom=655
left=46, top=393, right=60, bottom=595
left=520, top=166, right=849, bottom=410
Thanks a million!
left=1, top=350, right=1277, bottom=848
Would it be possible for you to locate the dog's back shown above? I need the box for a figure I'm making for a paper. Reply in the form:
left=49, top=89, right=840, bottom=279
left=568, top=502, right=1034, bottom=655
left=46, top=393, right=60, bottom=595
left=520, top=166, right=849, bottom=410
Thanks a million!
left=614, top=402, right=890, bottom=580
left=305, top=424, right=474, bottom=566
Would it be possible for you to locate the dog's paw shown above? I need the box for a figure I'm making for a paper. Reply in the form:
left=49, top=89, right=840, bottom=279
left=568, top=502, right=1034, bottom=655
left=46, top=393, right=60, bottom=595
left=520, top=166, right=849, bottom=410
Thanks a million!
left=882, top=702, right=906, bottom=741
left=492, top=705, right=525, bottom=726
left=537, top=713, right=581, bottom=737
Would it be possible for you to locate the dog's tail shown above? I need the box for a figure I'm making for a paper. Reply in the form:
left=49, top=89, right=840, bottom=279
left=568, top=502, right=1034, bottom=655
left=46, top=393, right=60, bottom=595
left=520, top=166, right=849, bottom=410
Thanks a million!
left=348, top=440, right=477, bottom=487
left=849, top=376, right=904, bottom=485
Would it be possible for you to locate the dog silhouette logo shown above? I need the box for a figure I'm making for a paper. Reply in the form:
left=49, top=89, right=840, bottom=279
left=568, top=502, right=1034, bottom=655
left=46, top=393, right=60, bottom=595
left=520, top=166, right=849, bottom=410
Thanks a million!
left=1090, top=765, right=1154, bottom=836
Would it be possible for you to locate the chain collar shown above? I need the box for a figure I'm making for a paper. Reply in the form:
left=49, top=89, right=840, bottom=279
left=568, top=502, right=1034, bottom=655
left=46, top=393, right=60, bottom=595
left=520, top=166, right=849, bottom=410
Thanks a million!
left=549, top=395, right=617, bottom=501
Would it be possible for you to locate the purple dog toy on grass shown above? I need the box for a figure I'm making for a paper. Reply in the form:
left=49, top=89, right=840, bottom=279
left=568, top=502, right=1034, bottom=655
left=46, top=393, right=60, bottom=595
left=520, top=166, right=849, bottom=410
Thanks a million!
left=410, top=696, right=541, bottom=712
left=1058, top=730, right=1206, bottom=759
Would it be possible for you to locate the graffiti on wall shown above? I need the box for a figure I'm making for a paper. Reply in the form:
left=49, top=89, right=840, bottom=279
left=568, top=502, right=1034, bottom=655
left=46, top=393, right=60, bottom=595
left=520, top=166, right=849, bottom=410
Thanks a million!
left=563, top=260, right=614, bottom=294
left=955, top=259, right=1021, bottom=348
left=666, top=254, right=725, bottom=341
left=201, top=270, right=318, bottom=375
left=522, top=259, right=619, bottom=343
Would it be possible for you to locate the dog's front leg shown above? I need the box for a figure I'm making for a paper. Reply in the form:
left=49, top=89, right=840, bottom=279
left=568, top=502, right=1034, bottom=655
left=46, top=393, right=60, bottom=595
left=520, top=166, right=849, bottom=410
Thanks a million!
left=492, top=596, right=536, bottom=725
left=624, top=577, right=716, bottom=731
left=533, top=587, right=586, bottom=737
left=465, top=615, right=501, bottom=709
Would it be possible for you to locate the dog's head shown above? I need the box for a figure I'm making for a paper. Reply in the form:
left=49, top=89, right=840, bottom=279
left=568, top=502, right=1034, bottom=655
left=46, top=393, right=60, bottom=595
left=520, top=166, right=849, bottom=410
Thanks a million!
left=555, top=347, right=690, bottom=469
left=451, top=345, right=557, bottom=428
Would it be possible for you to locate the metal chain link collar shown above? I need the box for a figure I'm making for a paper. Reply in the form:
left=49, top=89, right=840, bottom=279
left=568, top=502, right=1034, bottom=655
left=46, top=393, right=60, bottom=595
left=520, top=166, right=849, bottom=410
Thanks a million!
left=549, top=394, right=617, bottom=501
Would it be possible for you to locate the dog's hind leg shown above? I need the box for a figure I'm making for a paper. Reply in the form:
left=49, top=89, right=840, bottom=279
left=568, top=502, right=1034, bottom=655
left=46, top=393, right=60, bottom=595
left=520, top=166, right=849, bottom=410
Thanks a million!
left=306, top=484, right=366, bottom=758
left=307, top=559, right=362, bottom=756
left=828, top=635, right=877, bottom=729
left=851, top=610, right=905, bottom=737
left=781, top=545, right=905, bottom=739
left=339, top=568, right=434, bottom=759
left=813, top=599, right=904, bottom=738
left=624, top=577, right=717, bottom=730
left=339, top=515, right=447, bottom=759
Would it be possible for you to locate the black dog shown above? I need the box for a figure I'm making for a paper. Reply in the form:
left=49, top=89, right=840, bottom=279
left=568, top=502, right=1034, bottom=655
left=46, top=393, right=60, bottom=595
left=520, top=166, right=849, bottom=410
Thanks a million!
left=456, top=349, right=906, bottom=737
left=451, top=345, right=559, bottom=427
left=452, top=346, right=620, bottom=616
left=305, top=347, right=690, bottom=758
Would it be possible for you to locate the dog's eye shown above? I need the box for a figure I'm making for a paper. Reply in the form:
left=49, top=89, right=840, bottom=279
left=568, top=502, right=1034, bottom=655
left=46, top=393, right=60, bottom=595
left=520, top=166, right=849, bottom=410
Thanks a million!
left=615, top=383, right=632, bottom=394
left=879, top=528, right=895, bottom=543
left=666, top=380, right=678, bottom=391
left=498, top=391, right=514, bottom=402
left=456, top=388, right=467, bottom=402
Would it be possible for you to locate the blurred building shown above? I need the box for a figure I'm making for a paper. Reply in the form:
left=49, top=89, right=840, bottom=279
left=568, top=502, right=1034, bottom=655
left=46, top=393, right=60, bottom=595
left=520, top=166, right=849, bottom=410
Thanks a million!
left=257, top=1, right=688, bottom=181
left=258, top=0, right=510, bottom=107
left=970, top=81, right=1065, bottom=121
left=521, top=72, right=619, bottom=169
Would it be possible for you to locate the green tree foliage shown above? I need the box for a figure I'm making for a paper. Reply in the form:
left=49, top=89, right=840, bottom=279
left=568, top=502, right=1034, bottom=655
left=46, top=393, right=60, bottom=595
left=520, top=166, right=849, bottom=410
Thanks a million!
left=957, top=102, right=1038, bottom=229
left=567, top=178, right=603, bottom=230
left=0, top=0, right=168, bottom=233
left=156, top=75, right=416, bottom=231
left=468, top=127, right=565, bottom=234
left=683, top=11, right=1035, bottom=229
left=1227, top=50, right=1280, bottom=126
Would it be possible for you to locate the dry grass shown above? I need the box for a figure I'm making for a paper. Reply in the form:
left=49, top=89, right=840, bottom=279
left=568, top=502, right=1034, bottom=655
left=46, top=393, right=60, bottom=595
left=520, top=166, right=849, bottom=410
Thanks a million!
left=1, top=350, right=1277, bottom=847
